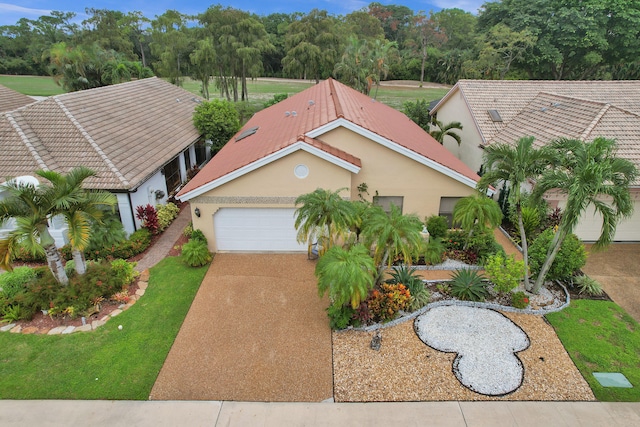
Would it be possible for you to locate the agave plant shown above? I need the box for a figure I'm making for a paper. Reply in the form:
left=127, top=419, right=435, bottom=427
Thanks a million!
left=450, top=269, right=487, bottom=302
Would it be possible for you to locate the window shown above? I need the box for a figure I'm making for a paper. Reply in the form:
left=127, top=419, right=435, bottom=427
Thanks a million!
left=194, top=139, right=207, bottom=165
left=439, top=197, right=462, bottom=227
left=163, top=156, right=181, bottom=194
left=373, top=196, right=404, bottom=214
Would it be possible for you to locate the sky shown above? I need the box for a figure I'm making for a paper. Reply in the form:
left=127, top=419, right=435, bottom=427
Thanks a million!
left=0, top=1, right=487, bottom=26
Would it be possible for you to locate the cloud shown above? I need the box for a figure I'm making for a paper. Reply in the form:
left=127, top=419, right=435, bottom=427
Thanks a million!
left=0, top=2, right=52, bottom=16
left=430, top=0, right=485, bottom=14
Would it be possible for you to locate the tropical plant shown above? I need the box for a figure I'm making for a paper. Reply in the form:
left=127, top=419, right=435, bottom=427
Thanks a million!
left=450, top=268, right=487, bottom=301
left=361, top=204, right=424, bottom=281
left=385, top=264, right=430, bottom=310
left=181, top=239, right=212, bottom=267
left=156, top=202, right=180, bottom=231
left=326, top=303, right=355, bottom=330
left=403, top=99, right=431, bottom=132
left=528, top=229, right=587, bottom=282
left=366, top=283, right=412, bottom=322
left=531, top=137, right=638, bottom=293
left=0, top=266, right=36, bottom=299
left=135, top=204, right=159, bottom=234
left=425, top=214, right=448, bottom=239
left=110, top=259, right=138, bottom=287
left=429, top=118, right=463, bottom=145
left=295, top=188, right=356, bottom=250
left=0, top=167, right=111, bottom=285
left=192, top=99, right=241, bottom=153
left=511, top=291, right=530, bottom=309
left=478, top=136, right=554, bottom=291
left=484, top=253, right=525, bottom=294
left=422, top=238, right=445, bottom=265
left=452, top=193, right=503, bottom=247
left=573, top=275, right=604, bottom=296
left=315, top=244, right=376, bottom=310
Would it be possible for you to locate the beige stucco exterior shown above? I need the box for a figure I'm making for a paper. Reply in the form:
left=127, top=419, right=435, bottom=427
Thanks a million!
left=433, top=90, right=485, bottom=174
left=190, top=127, right=478, bottom=252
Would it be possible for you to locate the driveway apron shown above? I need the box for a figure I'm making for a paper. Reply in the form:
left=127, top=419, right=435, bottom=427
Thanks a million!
left=583, top=243, right=640, bottom=322
left=150, top=253, right=333, bottom=402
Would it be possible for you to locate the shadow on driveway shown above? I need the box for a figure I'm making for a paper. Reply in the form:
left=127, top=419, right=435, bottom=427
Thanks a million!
left=150, top=253, right=333, bottom=402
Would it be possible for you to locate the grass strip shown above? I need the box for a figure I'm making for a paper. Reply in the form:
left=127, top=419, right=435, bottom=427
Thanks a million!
left=545, top=299, right=640, bottom=401
left=0, top=256, right=208, bottom=400
left=0, top=75, right=65, bottom=96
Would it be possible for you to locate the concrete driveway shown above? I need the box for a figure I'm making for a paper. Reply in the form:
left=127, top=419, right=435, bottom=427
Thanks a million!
left=582, top=243, right=640, bottom=322
left=150, top=253, right=333, bottom=402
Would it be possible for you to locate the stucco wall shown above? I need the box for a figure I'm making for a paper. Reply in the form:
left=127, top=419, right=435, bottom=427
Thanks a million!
left=189, top=150, right=352, bottom=251
left=434, top=90, right=485, bottom=174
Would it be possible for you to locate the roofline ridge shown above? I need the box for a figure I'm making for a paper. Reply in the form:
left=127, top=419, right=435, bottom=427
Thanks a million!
left=5, top=112, right=49, bottom=171
left=53, top=97, right=130, bottom=187
left=328, top=78, right=345, bottom=118
left=580, top=103, right=611, bottom=141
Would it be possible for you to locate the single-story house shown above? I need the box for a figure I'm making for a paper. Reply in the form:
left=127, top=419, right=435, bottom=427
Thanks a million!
left=0, top=78, right=208, bottom=245
left=177, top=78, right=485, bottom=252
left=431, top=80, right=640, bottom=242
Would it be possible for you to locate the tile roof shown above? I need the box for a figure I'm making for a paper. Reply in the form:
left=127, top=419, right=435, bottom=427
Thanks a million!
left=0, top=77, right=202, bottom=190
left=491, top=92, right=640, bottom=185
left=433, top=79, right=640, bottom=145
left=179, top=78, right=480, bottom=197
left=0, top=84, right=35, bottom=113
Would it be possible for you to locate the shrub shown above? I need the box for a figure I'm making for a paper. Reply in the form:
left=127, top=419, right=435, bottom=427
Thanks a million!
left=445, top=229, right=466, bottom=251
left=573, top=275, right=604, bottom=296
left=2, top=305, right=26, bottom=322
left=182, top=239, right=212, bottom=267
left=386, top=265, right=429, bottom=311
left=64, top=260, right=76, bottom=277
left=156, top=202, right=180, bottom=231
left=86, top=211, right=127, bottom=255
left=529, top=229, right=587, bottom=281
left=447, top=249, right=478, bottom=265
left=511, top=291, right=530, bottom=309
left=183, top=222, right=194, bottom=238
left=326, top=303, right=355, bottom=330
left=466, top=229, right=504, bottom=264
left=0, top=266, right=36, bottom=299
left=366, top=283, right=411, bottom=322
left=11, top=245, right=46, bottom=263
left=190, top=229, right=207, bottom=244
left=135, top=204, right=159, bottom=234
left=352, top=302, right=372, bottom=327
left=425, top=215, right=448, bottom=239
left=110, top=259, right=138, bottom=287
left=484, top=253, right=525, bottom=294
left=450, top=269, right=487, bottom=301
left=423, top=238, right=445, bottom=265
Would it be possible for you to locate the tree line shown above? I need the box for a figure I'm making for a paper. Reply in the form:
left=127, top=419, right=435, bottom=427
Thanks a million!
left=1, top=1, right=639, bottom=96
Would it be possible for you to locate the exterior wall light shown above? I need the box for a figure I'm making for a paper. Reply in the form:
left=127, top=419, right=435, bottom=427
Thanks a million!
left=194, top=207, right=201, bottom=218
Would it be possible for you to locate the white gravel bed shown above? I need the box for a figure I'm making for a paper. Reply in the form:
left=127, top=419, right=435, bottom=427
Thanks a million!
left=415, top=305, right=530, bottom=396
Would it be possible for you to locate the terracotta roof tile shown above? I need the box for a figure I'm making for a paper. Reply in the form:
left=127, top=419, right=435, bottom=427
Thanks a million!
left=179, top=78, right=480, bottom=197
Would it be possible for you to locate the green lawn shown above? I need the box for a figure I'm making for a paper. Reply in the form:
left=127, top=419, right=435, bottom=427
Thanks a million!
left=0, top=75, right=65, bottom=96
left=0, top=257, right=208, bottom=400
left=545, top=300, right=640, bottom=401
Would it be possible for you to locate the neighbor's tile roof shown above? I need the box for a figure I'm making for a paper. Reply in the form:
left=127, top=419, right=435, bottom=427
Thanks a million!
left=433, top=79, right=640, bottom=145
left=179, top=78, right=480, bottom=196
left=0, top=77, right=202, bottom=190
left=0, top=84, right=35, bottom=113
left=491, top=92, right=640, bottom=185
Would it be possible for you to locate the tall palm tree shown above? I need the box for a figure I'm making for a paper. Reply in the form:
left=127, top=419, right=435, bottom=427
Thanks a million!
left=477, top=136, right=554, bottom=290
left=452, top=193, right=503, bottom=248
left=315, top=244, right=376, bottom=309
left=429, top=118, right=463, bottom=145
left=294, top=188, right=356, bottom=250
left=531, top=137, right=638, bottom=293
left=361, top=204, right=424, bottom=283
left=42, top=167, right=116, bottom=275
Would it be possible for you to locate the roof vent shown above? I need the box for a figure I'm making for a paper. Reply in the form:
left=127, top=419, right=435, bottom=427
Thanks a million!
left=235, top=126, right=259, bottom=142
left=488, top=109, right=503, bottom=122
left=308, top=100, right=315, bottom=106
left=291, top=111, right=297, bottom=117
left=285, top=111, right=290, bottom=117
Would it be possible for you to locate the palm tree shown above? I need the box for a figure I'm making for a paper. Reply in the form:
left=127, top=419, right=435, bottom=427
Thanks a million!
left=315, top=244, right=376, bottom=309
left=452, top=193, right=503, bottom=248
left=294, top=188, right=356, bottom=250
left=531, top=137, right=638, bottom=293
left=477, top=136, right=554, bottom=291
left=361, top=204, right=424, bottom=283
left=429, top=118, right=463, bottom=145
left=41, top=167, right=116, bottom=275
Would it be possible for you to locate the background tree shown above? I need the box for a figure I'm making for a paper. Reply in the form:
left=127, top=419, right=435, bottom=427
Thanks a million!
left=405, top=11, right=446, bottom=86
left=190, top=38, right=216, bottom=99
left=403, top=99, right=431, bottom=132
left=294, top=188, right=355, bottom=249
left=150, top=10, right=191, bottom=86
left=473, top=23, right=536, bottom=79
left=192, top=99, right=241, bottom=154
left=531, top=137, right=638, bottom=293
left=477, top=136, right=553, bottom=290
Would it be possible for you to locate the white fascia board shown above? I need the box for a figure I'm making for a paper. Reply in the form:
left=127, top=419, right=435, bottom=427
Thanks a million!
left=178, top=140, right=360, bottom=201
left=307, top=118, right=482, bottom=192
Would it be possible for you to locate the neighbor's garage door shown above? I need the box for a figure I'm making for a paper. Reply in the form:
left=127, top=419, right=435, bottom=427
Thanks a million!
left=573, top=199, right=640, bottom=242
left=213, top=208, right=307, bottom=251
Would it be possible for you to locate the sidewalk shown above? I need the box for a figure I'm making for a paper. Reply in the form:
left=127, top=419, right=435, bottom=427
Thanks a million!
left=1, top=400, right=639, bottom=426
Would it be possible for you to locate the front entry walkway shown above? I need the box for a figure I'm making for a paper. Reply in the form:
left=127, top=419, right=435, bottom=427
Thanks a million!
left=150, top=253, right=333, bottom=402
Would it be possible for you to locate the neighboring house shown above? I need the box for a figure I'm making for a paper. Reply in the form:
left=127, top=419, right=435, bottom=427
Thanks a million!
left=431, top=80, right=640, bottom=242
left=177, top=78, right=484, bottom=252
left=0, top=77, right=208, bottom=245
left=0, top=84, right=36, bottom=112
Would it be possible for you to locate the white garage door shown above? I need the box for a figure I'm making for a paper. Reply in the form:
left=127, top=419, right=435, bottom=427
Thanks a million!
left=213, top=208, right=307, bottom=251
left=573, top=199, right=640, bottom=242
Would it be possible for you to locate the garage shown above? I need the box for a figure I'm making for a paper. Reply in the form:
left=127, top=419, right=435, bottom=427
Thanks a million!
left=572, top=199, right=640, bottom=242
left=213, top=208, right=307, bottom=252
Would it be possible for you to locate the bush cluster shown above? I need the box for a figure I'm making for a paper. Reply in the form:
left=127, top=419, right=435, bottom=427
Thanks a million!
left=157, top=202, right=180, bottom=231
left=528, top=228, right=586, bottom=281
left=181, top=228, right=212, bottom=267
left=366, top=283, right=411, bottom=323
left=511, top=291, right=530, bottom=309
